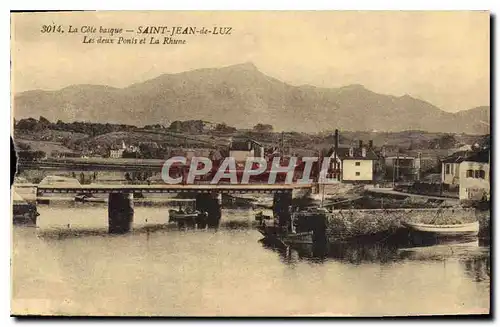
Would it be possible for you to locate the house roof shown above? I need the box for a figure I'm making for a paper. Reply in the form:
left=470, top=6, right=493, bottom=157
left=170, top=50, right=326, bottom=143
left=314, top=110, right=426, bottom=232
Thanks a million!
left=327, top=146, right=378, bottom=160
left=441, top=151, right=471, bottom=163
left=442, top=150, right=489, bottom=164
left=110, top=144, right=125, bottom=150
left=463, top=150, right=489, bottom=163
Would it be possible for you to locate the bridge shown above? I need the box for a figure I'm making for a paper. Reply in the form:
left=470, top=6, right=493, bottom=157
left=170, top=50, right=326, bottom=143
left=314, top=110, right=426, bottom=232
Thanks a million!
left=35, top=183, right=314, bottom=234
left=36, top=183, right=312, bottom=195
left=18, top=158, right=168, bottom=172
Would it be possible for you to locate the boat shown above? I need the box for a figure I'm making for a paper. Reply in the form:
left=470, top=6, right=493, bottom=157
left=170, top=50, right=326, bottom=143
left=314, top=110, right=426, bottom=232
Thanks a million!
left=255, top=210, right=315, bottom=245
left=255, top=211, right=273, bottom=223
left=282, top=231, right=314, bottom=245
left=12, top=190, right=39, bottom=226
left=402, top=221, right=479, bottom=237
left=168, top=200, right=208, bottom=228
left=169, top=209, right=200, bottom=223
left=75, top=193, right=107, bottom=203
left=257, top=224, right=314, bottom=246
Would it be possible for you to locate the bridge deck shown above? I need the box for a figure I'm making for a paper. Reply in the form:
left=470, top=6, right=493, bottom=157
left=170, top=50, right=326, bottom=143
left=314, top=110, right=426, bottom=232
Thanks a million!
left=37, top=183, right=313, bottom=194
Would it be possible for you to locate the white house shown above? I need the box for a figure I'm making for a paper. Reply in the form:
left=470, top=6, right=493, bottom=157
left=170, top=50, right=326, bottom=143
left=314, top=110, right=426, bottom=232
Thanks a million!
left=109, top=140, right=127, bottom=159
left=441, top=151, right=472, bottom=191
left=327, top=141, right=378, bottom=183
left=458, top=150, right=490, bottom=202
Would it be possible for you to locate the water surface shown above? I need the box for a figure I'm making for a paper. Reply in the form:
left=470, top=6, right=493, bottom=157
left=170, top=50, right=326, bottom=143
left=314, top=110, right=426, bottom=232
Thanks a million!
left=12, top=204, right=490, bottom=316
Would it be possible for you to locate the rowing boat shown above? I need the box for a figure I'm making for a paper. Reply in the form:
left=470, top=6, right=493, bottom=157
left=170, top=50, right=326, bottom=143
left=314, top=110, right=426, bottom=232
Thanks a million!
left=402, top=221, right=479, bottom=237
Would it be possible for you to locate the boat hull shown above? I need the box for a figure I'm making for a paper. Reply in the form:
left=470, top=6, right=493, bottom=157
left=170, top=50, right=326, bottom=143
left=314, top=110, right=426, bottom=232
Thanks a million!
left=282, top=232, right=314, bottom=245
left=13, top=204, right=38, bottom=226
left=402, top=221, right=479, bottom=237
left=257, top=225, right=314, bottom=245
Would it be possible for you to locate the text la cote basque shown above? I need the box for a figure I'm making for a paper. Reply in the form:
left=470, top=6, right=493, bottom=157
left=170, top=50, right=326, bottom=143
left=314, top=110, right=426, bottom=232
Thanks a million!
left=74, top=25, right=231, bottom=36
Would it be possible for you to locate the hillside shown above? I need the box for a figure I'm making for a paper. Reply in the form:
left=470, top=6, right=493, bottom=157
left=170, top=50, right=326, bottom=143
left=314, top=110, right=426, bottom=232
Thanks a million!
left=13, top=62, right=490, bottom=134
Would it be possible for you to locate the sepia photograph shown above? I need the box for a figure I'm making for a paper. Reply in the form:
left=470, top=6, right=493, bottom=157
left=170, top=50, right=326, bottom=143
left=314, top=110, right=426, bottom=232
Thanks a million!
left=10, top=10, right=490, bottom=317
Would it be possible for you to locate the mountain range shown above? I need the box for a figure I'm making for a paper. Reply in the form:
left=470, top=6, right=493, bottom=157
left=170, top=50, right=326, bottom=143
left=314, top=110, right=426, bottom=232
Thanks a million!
left=13, top=62, right=490, bottom=134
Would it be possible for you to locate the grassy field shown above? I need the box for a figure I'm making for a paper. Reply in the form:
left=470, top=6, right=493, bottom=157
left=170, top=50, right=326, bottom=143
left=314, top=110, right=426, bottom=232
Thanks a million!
left=14, top=139, right=76, bottom=154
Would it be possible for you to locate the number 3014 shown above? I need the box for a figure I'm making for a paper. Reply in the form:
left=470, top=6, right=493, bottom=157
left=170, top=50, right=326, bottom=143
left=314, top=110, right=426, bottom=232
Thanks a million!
left=41, top=25, right=63, bottom=33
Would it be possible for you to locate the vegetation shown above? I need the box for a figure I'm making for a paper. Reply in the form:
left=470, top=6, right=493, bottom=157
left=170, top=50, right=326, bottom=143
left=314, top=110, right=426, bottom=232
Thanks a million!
left=13, top=117, right=488, bottom=172
left=253, top=123, right=273, bottom=133
left=15, top=116, right=137, bottom=137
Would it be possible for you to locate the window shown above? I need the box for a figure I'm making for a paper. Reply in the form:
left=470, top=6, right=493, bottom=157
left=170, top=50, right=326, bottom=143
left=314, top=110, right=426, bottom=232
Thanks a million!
left=466, top=170, right=474, bottom=178
left=355, top=162, right=361, bottom=166
left=445, top=164, right=450, bottom=174
left=475, top=170, right=486, bottom=179
left=355, top=172, right=360, bottom=176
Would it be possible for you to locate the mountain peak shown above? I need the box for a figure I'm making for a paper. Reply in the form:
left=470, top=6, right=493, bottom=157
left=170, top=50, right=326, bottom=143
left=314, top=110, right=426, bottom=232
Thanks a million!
left=226, top=62, right=258, bottom=71
left=13, top=64, right=489, bottom=134
left=340, top=84, right=366, bottom=91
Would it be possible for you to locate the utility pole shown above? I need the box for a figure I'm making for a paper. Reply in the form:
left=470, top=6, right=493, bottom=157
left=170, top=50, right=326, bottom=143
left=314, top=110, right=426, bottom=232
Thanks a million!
left=396, top=152, right=400, bottom=184
left=417, top=152, right=422, bottom=181
left=392, top=159, right=396, bottom=188
left=281, top=131, right=285, bottom=156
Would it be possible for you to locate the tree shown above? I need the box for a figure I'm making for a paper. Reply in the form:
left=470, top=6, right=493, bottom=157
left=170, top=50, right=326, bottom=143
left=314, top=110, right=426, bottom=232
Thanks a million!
left=39, top=116, right=51, bottom=125
left=253, top=123, right=273, bottom=133
left=16, top=118, right=39, bottom=130
left=428, top=134, right=457, bottom=149
left=16, top=142, right=31, bottom=151
left=214, top=123, right=236, bottom=133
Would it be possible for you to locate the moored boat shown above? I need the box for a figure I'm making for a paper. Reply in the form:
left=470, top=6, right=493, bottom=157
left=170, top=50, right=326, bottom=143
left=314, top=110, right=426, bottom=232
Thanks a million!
left=12, top=190, right=39, bottom=226
left=75, top=193, right=107, bottom=203
left=402, top=221, right=479, bottom=237
left=255, top=208, right=320, bottom=245
left=282, top=231, right=314, bottom=245
left=169, top=210, right=200, bottom=223
left=168, top=199, right=208, bottom=228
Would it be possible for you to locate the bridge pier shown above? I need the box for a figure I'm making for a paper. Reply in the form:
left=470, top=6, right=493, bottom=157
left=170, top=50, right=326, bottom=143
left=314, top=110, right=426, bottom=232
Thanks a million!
left=196, top=193, right=222, bottom=228
left=108, top=193, right=134, bottom=234
left=273, top=192, right=293, bottom=232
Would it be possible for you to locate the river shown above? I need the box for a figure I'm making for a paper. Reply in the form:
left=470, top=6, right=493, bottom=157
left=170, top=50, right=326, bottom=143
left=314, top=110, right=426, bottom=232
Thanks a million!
left=11, top=203, right=490, bottom=317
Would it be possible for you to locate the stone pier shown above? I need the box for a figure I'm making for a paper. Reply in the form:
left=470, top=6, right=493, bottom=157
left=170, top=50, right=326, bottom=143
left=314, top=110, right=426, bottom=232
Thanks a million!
left=196, top=193, right=222, bottom=228
left=273, top=192, right=293, bottom=231
left=108, top=193, right=134, bottom=234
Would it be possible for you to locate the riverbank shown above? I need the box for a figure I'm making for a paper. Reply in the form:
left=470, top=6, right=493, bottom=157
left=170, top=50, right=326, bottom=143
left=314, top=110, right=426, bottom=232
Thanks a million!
left=325, top=207, right=489, bottom=243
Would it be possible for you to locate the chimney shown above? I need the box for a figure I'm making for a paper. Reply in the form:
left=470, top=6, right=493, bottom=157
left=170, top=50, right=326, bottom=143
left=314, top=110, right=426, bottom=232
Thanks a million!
left=369, top=140, right=373, bottom=149
left=349, top=147, right=354, bottom=157
left=334, top=129, right=339, bottom=153
left=334, top=129, right=340, bottom=178
left=359, top=140, right=363, bottom=149
left=362, top=147, right=367, bottom=158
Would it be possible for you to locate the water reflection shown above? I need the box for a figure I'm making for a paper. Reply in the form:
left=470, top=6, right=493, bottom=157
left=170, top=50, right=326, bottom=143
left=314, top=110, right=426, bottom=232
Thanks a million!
left=462, top=256, right=491, bottom=283
left=262, top=235, right=490, bottom=286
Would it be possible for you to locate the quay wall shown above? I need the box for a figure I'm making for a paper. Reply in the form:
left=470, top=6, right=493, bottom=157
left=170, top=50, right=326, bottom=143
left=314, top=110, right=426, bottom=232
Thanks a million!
left=325, top=207, right=484, bottom=241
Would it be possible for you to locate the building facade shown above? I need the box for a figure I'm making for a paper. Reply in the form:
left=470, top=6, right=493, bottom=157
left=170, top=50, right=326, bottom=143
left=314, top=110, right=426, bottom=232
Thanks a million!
left=441, top=151, right=471, bottom=191
left=384, top=155, right=421, bottom=181
left=458, top=151, right=490, bottom=202
left=327, top=140, right=379, bottom=183
left=341, top=158, right=374, bottom=181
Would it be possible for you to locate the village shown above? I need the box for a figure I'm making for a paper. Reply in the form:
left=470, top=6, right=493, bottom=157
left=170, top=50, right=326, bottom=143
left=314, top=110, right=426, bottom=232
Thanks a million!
left=13, top=116, right=490, bottom=205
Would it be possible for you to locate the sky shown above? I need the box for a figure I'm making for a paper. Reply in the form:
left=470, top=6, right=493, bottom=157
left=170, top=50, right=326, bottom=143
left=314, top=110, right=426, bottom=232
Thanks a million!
left=11, top=11, right=490, bottom=112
